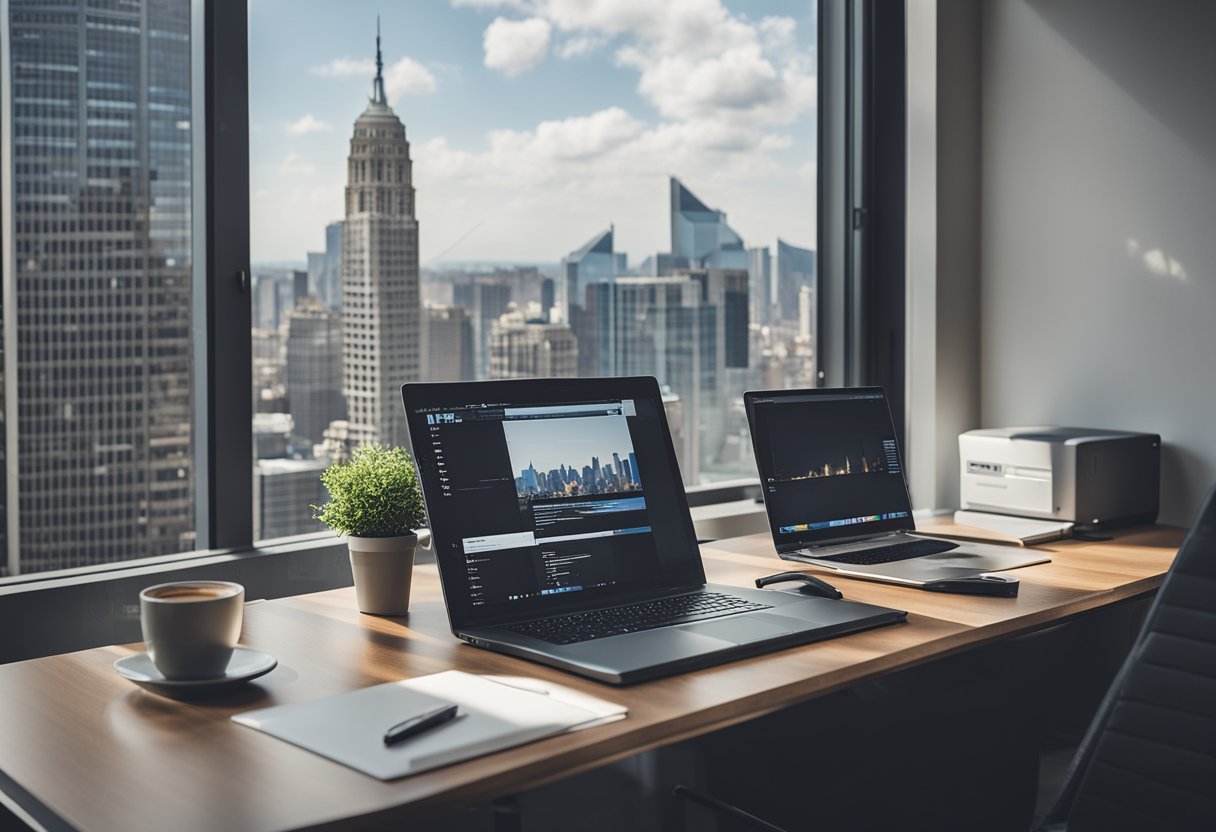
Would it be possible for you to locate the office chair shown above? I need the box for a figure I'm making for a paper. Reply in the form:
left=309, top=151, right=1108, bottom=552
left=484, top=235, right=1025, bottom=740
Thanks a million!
left=1033, top=483, right=1216, bottom=831
left=675, top=484, right=1216, bottom=831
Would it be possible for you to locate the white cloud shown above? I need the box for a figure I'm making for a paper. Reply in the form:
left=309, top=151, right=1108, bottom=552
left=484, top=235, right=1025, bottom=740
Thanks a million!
left=385, top=57, right=438, bottom=96
left=483, top=16, right=552, bottom=76
left=490, top=107, right=645, bottom=163
left=625, top=46, right=781, bottom=120
left=758, top=16, right=798, bottom=55
left=558, top=34, right=605, bottom=59
left=278, top=152, right=316, bottom=178
left=285, top=114, right=332, bottom=135
left=463, top=1, right=815, bottom=123
left=309, top=56, right=437, bottom=98
left=413, top=104, right=799, bottom=214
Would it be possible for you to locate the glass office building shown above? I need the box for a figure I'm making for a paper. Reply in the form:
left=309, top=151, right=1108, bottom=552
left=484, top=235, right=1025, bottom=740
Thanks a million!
left=559, top=226, right=626, bottom=324
left=3, top=0, right=196, bottom=575
left=284, top=298, right=344, bottom=448
left=670, top=178, right=748, bottom=271
left=589, top=276, right=717, bottom=484
left=776, top=238, right=815, bottom=323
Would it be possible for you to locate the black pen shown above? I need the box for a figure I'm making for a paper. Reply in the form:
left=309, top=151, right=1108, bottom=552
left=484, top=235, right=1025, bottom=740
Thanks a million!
left=383, top=704, right=459, bottom=746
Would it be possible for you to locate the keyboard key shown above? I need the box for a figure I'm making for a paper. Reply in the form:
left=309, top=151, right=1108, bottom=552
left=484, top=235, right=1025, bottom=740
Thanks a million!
left=504, top=592, right=771, bottom=645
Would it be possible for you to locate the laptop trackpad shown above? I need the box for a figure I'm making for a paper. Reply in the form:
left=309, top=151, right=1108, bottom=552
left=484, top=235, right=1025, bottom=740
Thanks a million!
left=679, top=614, right=794, bottom=645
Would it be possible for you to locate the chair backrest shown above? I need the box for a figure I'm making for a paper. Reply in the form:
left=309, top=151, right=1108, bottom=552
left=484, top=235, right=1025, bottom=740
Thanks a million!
left=1044, top=485, right=1216, bottom=830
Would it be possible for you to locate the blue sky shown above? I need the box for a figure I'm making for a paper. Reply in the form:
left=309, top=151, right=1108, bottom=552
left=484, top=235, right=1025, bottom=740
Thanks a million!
left=249, top=0, right=817, bottom=265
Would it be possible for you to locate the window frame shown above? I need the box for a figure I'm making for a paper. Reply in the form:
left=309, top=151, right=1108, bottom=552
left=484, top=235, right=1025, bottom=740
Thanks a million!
left=0, top=0, right=908, bottom=664
left=818, top=0, right=907, bottom=441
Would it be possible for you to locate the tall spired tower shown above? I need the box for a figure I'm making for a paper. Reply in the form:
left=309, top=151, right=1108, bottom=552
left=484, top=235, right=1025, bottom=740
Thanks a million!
left=341, top=22, right=420, bottom=449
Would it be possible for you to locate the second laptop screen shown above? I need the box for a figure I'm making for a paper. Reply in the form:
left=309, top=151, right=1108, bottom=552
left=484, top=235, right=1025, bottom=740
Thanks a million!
left=749, top=390, right=915, bottom=547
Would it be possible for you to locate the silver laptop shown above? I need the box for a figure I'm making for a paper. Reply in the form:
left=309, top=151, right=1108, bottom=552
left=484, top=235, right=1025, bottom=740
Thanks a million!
left=402, top=376, right=905, bottom=685
left=744, top=387, right=1049, bottom=584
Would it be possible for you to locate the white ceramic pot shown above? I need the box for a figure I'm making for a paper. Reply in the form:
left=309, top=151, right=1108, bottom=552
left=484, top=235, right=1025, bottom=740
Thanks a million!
left=347, top=533, right=418, bottom=615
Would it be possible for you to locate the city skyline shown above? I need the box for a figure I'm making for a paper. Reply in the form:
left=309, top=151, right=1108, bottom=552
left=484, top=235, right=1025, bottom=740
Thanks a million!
left=248, top=0, right=817, bottom=265
left=503, top=415, right=637, bottom=482
left=779, top=451, right=888, bottom=481
left=515, top=454, right=641, bottom=500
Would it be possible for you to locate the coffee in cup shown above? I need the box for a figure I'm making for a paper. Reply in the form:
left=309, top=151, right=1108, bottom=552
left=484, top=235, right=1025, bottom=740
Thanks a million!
left=140, top=581, right=245, bottom=680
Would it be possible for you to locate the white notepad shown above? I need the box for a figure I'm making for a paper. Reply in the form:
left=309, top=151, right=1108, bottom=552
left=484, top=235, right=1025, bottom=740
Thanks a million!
left=232, top=670, right=627, bottom=780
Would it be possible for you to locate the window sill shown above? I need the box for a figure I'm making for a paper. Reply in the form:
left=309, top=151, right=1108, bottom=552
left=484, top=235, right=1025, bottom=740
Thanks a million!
left=1, top=481, right=764, bottom=663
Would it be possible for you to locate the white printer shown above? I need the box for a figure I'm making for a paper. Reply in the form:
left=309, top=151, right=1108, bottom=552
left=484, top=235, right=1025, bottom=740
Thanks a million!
left=959, top=427, right=1160, bottom=527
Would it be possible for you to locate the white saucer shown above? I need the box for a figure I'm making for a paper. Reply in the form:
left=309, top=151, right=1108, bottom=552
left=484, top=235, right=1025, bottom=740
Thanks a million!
left=114, top=647, right=277, bottom=698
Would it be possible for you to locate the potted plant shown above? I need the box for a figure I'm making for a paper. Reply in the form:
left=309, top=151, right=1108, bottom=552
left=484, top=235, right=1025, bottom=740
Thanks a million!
left=313, top=444, right=427, bottom=615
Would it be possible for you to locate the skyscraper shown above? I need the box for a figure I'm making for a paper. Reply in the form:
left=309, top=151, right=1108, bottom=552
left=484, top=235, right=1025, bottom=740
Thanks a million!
left=323, top=221, right=344, bottom=309
left=255, top=458, right=328, bottom=541
left=776, top=238, right=815, bottom=323
left=4, top=0, right=195, bottom=575
left=306, top=222, right=344, bottom=312
left=562, top=227, right=626, bottom=377
left=341, top=25, right=420, bottom=449
left=421, top=304, right=474, bottom=382
left=488, top=311, right=579, bottom=379
left=286, top=298, right=345, bottom=447
left=452, top=278, right=511, bottom=379
left=559, top=227, right=626, bottom=323
left=747, top=246, right=773, bottom=326
left=593, top=276, right=715, bottom=483
left=681, top=267, right=750, bottom=370
left=799, top=284, right=816, bottom=340
left=670, top=178, right=748, bottom=271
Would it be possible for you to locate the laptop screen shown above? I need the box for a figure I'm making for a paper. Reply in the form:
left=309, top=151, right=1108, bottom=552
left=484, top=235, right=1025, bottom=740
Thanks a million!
left=745, top=387, right=915, bottom=550
left=402, top=377, right=704, bottom=629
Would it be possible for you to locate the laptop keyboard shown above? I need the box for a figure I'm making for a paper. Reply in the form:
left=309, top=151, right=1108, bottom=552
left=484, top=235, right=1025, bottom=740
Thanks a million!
left=505, top=592, right=772, bottom=645
left=815, top=538, right=959, bottom=565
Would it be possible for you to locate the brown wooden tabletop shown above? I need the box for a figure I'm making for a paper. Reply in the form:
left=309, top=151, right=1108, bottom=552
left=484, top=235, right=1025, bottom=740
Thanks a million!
left=0, top=525, right=1182, bottom=832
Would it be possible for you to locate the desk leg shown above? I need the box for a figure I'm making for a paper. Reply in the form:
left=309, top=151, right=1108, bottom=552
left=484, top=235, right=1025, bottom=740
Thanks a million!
left=492, top=796, right=521, bottom=832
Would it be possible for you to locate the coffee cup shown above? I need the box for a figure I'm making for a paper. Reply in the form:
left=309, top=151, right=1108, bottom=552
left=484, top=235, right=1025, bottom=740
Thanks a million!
left=139, top=581, right=245, bottom=680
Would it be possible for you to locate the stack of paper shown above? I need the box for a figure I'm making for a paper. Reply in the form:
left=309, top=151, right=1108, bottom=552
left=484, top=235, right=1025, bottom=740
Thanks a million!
left=233, top=670, right=626, bottom=780
left=951, top=510, right=1074, bottom=545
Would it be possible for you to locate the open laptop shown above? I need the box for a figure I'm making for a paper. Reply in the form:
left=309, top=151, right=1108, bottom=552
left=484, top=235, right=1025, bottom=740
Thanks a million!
left=401, top=376, right=905, bottom=685
left=744, top=387, right=1050, bottom=583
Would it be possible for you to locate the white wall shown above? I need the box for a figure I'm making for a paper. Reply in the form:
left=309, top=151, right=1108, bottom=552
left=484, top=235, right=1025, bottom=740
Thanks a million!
left=979, top=0, right=1216, bottom=526
left=905, top=0, right=983, bottom=513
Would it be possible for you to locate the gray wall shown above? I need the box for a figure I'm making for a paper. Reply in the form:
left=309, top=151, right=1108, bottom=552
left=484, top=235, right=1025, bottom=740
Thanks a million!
left=979, top=0, right=1216, bottom=526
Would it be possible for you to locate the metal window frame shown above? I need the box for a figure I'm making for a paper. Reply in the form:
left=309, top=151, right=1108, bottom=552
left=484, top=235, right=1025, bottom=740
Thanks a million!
left=202, top=0, right=253, bottom=550
left=818, top=0, right=907, bottom=442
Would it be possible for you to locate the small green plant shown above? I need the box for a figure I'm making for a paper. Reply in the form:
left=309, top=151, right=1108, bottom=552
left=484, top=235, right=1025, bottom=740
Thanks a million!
left=312, top=444, right=426, bottom=538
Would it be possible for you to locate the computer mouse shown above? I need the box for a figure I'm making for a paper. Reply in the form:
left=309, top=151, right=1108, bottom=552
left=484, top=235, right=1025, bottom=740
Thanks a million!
left=754, top=571, right=843, bottom=600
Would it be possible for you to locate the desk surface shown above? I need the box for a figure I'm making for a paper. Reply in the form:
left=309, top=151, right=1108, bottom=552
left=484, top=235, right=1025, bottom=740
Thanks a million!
left=0, top=525, right=1182, bottom=832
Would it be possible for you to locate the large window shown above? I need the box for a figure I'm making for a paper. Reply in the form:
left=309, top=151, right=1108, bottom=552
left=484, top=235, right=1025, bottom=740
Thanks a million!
left=0, top=1, right=909, bottom=667
left=1, top=0, right=198, bottom=577
left=248, top=0, right=819, bottom=541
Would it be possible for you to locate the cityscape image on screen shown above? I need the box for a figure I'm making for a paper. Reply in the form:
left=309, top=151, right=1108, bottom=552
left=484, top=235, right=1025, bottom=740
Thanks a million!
left=504, top=414, right=642, bottom=501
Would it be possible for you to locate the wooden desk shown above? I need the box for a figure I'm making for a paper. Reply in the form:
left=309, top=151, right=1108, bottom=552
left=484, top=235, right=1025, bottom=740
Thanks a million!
left=0, top=526, right=1181, bottom=832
